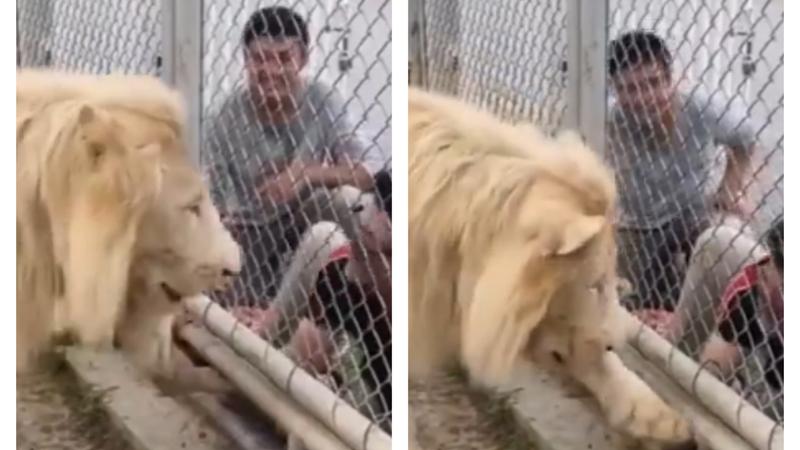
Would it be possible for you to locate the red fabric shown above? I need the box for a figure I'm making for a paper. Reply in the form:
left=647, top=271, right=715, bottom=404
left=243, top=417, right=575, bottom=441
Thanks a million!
left=229, top=306, right=277, bottom=334
left=631, top=308, right=675, bottom=338
left=717, top=255, right=784, bottom=327
left=328, top=242, right=352, bottom=264
left=719, top=261, right=762, bottom=318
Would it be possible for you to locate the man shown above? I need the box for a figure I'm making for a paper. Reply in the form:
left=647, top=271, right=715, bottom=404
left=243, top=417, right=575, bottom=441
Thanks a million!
left=633, top=215, right=784, bottom=420
left=606, top=30, right=758, bottom=310
left=204, top=6, right=384, bottom=303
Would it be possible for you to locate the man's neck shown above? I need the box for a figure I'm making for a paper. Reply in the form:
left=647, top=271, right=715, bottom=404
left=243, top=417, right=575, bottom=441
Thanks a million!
left=252, top=82, right=307, bottom=126
left=257, top=98, right=298, bottom=125
left=623, top=98, right=678, bottom=137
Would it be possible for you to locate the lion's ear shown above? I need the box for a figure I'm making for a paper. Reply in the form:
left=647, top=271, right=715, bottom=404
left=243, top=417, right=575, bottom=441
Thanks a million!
left=76, top=104, right=109, bottom=167
left=543, top=214, right=606, bottom=257
left=77, top=104, right=96, bottom=126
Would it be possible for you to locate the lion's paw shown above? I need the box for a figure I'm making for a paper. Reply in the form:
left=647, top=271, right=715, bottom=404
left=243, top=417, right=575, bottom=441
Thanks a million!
left=606, top=392, right=693, bottom=445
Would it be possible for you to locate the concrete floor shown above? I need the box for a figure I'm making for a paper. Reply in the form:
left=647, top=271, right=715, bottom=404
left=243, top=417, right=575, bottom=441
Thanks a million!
left=17, top=363, right=132, bottom=450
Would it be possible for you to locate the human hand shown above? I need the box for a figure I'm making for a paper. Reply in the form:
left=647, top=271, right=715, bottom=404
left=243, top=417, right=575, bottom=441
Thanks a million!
left=258, top=164, right=304, bottom=207
left=715, top=191, right=752, bottom=218
left=258, top=159, right=323, bottom=207
left=259, top=172, right=297, bottom=206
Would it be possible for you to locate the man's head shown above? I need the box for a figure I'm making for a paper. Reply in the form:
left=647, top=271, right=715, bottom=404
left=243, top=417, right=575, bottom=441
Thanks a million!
left=608, top=31, right=674, bottom=116
left=766, top=215, right=783, bottom=275
left=242, top=7, right=310, bottom=107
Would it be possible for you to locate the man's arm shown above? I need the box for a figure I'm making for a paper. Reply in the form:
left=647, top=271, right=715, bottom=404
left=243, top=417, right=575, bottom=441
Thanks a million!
left=708, top=94, right=758, bottom=213
left=308, top=85, right=386, bottom=191
left=301, top=152, right=375, bottom=191
left=717, top=145, right=754, bottom=210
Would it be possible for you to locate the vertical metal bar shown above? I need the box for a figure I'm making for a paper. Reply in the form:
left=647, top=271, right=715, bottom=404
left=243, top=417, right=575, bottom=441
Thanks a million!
left=160, top=0, right=176, bottom=85
left=409, top=0, right=427, bottom=87
left=565, top=0, right=581, bottom=131
left=566, top=0, right=608, bottom=153
left=161, top=0, right=204, bottom=166
left=580, top=0, right=609, bottom=152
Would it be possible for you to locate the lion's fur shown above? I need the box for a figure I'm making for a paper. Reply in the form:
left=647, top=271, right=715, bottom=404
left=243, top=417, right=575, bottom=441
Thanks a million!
left=17, top=69, right=240, bottom=392
left=409, top=87, right=619, bottom=381
left=408, top=88, right=695, bottom=448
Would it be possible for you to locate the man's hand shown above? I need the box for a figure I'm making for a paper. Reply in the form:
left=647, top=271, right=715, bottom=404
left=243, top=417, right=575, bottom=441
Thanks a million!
left=258, top=160, right=312, bottom=207
left=716, top=146, right=754, bottom=218
left=259, top=171, right=299, bottom=206
left=714, top=189, right=752, bottom=218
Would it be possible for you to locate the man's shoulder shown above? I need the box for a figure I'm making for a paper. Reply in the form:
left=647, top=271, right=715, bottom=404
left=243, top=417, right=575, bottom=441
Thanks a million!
left=606, top=98, right=630, bottom=127
left=208, top=84, right=252, bottom=122
left=304, top=78, right=345, bottom=108
left=677, top=86, right=734, bottom=120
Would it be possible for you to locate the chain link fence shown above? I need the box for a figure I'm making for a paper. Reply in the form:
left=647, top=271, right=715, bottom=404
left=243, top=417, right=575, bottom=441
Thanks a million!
left=411, top=0, right=782, bottom=445
left=411, top=0, right=567, bottom=132
left=199, top=0, right=393, bottom=434
left=17, top=0, right=393, bottom=441
left=17, top=0, right=162, bottom=73
left=606, top=0, right=783, bottom=428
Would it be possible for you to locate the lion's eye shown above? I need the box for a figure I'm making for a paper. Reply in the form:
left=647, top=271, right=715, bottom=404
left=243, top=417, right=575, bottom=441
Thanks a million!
left=186, top=204, right=201, bottom=216
left=588, top=281, right=603, bottom=295
left=352, top=204, right=365, bottom=213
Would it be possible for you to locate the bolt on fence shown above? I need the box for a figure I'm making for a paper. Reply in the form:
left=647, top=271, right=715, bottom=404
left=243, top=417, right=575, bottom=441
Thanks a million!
left=411, top=0, right=782, bottom=447
left=17, top=0, right=393, bottom=441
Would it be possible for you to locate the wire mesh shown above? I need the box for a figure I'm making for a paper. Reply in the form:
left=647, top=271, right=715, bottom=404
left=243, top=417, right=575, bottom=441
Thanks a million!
left=199, top=0, right=393, bottom=433
left=606, top=0, right=784, bottom=427
left=412, top=0, right=783, bottom=440
left=16, top=0, right=162, bottom=74
left=414, top=0, right=568, bottom=133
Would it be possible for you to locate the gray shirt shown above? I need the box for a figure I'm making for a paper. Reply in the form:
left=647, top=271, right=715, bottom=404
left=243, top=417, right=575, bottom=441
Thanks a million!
left=606, top=89, right=756, bottom=230
left=203, top=80, right=385, bottom=226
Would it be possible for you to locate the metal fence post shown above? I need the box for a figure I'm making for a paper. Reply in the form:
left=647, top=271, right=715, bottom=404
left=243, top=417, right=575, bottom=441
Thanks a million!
left=566, top=0, right=608, bottom=151
left=409, top=0, right=427, bottom=86
left=161, top=0, right=204, bottom=166
left=17, top=0, right=54, bottom=67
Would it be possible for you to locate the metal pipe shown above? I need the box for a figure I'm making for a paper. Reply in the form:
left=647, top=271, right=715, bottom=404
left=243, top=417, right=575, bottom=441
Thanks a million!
left=184, top=294, right=392, bottom=450
left=178, top=323, right=353, bottom=450
left=628, top=319, right=783, bottom=450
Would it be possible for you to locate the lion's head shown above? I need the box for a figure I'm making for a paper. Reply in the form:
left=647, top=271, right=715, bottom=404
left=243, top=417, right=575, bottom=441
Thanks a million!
left=131, top=159, right=242, bottom=306
left=458, top=181, right=622, bottom=384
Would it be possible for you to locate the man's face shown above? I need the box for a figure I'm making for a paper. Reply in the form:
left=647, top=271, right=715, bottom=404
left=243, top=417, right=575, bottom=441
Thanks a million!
left=244, top=37, right=307, bottom=105
left=612, top=61, right=674, bottom=117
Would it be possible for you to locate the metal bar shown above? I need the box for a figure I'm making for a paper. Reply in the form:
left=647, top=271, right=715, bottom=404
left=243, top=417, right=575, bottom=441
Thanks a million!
left=565, top=0, right=581, bottom=130
left=409, top=0, right=427, bottom=86
left=627, top=315, right=783, bottom=450
left=162, top=0, right=203, bottom=165
left=178, top=324, right=353, bottom=450
left=184, top=295, right=392, bottom=450
left=566, top=0, right=608, bottom=152
left=159, top=0, right=176, bottom=84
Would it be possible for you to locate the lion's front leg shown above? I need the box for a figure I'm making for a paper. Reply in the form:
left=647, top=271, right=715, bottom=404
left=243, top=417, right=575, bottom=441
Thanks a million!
left=170, top=352, right=236, bottom=395
left=567, top=349, right=696, bottom=448
left=136, top=315, right=236, bottom=396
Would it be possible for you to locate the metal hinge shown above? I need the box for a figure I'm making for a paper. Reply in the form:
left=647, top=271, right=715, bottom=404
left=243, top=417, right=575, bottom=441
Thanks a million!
left=729, top=29, right=756, bottom=77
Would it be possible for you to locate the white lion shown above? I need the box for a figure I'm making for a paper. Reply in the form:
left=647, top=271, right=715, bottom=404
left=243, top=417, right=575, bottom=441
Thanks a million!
left=408, top=87, right=698, bottom=450
left=17, top=69, right=241, bottom=392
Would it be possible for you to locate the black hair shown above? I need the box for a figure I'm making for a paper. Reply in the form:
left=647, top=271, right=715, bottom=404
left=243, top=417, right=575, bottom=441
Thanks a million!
left=241, top=6, right=309, bottom=50
left=373, top=170, right=392, bottom=219
left=766, top=215, right=783, bottom=273
left=608, top=30, right=673, bottom=78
